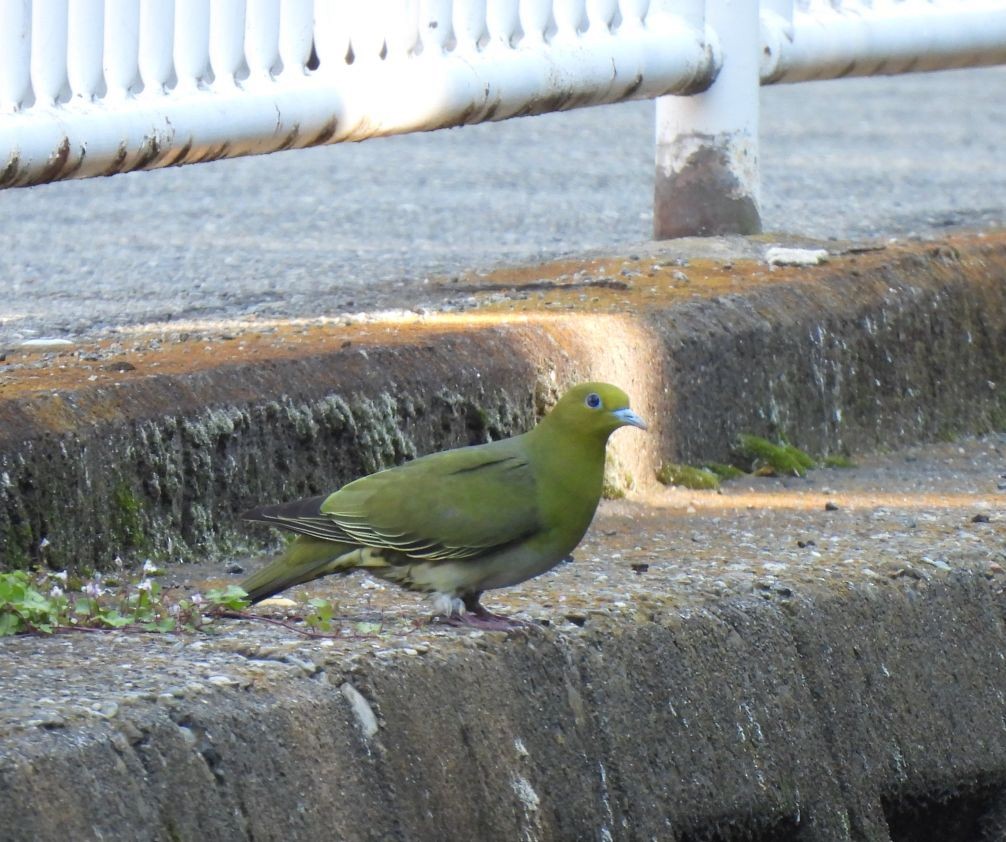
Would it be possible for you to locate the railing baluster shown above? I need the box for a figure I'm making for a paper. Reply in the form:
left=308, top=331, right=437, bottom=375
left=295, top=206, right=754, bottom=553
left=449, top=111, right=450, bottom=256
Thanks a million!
left=66, top=0, right=104, bottom=100
left=174, top=0, right=210, bottom=91
left=618, top=0, right=648, bottom=29
left=519, top=0, right=551, bottom=46
left=209, top=0, right=246, bottom=88
left=68, top=0, right=105, bottom=101
left=246, top=0, right=280, bottom=81
left=586, top=0, right=618, bottom=34
left=31, top=0, right=69, bottom=105
left=419, top=0, right=452, bottom=54
left=104, top=0, right=141, bottom=99
left=0, top=0, right=31, bottom=111
left=313, top=1, right=351, bottom=71
left=487, top=0, right=519, bottom=48
left=138, top=0, right=174, bottom=96
left=349, top=2, right=389, bottom=63
left=386, top=0, right=420, bottom=59
left=279, top=0, right=314, bottom=74
left=454, top=0, right=487, bottom=52
left=554, top=0, right=587, bottom=40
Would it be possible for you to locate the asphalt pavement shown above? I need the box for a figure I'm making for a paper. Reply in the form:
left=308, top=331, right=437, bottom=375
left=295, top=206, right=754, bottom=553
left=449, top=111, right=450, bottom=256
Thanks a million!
left=1, top=65, right=1003, bottom=346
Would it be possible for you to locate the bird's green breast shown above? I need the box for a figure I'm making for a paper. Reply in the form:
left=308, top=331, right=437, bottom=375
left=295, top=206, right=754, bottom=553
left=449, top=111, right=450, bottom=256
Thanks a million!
left=524, top=426, right=608, bottom=550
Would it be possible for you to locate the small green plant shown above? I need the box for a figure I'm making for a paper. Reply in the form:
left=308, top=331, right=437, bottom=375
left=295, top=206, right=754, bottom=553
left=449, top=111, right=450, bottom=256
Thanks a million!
left=0, top=567, right=251, bottom=637
left=734, top=434, right=815, bottom=477
left=204, top=585, right=252, bottom=612
left=656, top=463, right=721, bottom=490
left=305, top=597, right=336, bottom=632
left=0, top=571, right=61, bottom=635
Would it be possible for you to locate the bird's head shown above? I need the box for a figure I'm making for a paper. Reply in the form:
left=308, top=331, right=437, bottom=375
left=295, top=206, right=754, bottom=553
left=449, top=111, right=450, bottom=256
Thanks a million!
left=540, top=382, right=647, bottom=441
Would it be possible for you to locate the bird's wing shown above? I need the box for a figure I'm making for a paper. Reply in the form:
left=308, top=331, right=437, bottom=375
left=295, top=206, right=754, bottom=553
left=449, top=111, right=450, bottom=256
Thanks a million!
left=251, top=440, right=541, bottom=561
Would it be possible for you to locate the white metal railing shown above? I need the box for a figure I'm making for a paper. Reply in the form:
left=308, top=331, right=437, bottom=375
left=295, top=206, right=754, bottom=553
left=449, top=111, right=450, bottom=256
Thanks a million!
left=0, top=0, right=720, bottom=188
left=1, top=0, right=1005, bottom=237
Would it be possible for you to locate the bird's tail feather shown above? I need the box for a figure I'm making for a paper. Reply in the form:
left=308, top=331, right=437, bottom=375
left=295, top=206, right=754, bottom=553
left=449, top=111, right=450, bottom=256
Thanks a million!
left=241, top=536, right=358, bottom=604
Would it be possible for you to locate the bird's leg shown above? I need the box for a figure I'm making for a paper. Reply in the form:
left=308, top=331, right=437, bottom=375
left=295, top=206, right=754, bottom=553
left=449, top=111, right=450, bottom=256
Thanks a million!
left=427, top=591, right=524, bottom=630
left=462, top=592, right=503, bottom=619
left=458, top=592, right=526, bottom=631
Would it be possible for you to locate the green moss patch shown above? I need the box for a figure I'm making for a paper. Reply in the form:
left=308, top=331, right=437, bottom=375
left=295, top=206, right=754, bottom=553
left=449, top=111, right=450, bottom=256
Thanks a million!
left=657, top=464, right=721, bottom=491
left=734, top=435, right=815, bottom=478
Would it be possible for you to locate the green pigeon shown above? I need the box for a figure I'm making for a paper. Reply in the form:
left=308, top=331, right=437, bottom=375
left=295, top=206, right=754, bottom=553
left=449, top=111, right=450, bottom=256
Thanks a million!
left=241, top=382, right=646, bottom=628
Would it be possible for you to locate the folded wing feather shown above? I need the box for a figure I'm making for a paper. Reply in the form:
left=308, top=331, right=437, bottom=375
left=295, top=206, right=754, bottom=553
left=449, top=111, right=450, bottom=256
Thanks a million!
left=244, top=441, right=541, bottom=562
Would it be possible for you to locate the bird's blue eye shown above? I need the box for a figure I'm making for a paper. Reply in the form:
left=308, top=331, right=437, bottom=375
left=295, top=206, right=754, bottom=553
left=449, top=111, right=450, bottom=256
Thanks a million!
left=585, top=392, right=602, bottom=409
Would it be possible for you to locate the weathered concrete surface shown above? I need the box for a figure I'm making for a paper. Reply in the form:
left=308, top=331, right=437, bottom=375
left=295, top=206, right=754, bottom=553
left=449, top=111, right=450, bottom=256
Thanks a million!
left=1, top=232, right=1005, bottom=572
left=5, top=531, right=1006, bottom=840
left=2, top=231, right=1006, bottom=840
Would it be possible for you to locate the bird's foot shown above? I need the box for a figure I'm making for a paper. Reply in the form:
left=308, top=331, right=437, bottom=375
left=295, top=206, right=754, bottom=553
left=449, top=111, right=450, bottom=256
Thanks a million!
left=428, top=592, right=527, bottom=631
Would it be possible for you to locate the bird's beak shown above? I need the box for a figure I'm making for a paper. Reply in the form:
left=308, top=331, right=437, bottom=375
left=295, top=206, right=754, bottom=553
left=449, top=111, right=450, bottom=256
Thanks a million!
left=612, top=408, right=647, bottom=430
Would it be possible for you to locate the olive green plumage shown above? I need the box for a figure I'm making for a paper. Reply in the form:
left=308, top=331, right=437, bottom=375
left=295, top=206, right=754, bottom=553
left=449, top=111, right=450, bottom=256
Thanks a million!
left=241, top=382, right=645, bottom=620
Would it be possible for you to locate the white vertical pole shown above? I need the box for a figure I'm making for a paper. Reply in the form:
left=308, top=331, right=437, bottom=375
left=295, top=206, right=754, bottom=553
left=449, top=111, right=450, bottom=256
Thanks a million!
left=67, top=0, right=105, bottom=100
left=618, top=0, right=649, bottom=30
left=519, top=0, right=550, bottom=45
left=209, top=0, right=245, bottom=88
left=0, top=0, right=32, bottom=111
left=419, top=0, right=451, bottom=54
left=554, top=0, right=586, bottom=41
left=653, top=0, right=762, bottom=237
left=246, top=0, right=280, bottom=81
left=385, top=0, right=419, bottom=59
left=486, top=0, right=518, bottom=48
left=104, top=0, right=141, bottom=99
left=313, top=0, right=350, bottom=71
left=279, top=0, right=314, bottom=73
left=31, top=0, right=69, bottom=105
left=174, top=0, right=210, bottom=91
left=454, top=0, right=487, bottom=52
left=350, top=2, right=389, bottom=64
left=139, top=0, right=174, bottom=95
left=586, top=0, right=618, bottom=34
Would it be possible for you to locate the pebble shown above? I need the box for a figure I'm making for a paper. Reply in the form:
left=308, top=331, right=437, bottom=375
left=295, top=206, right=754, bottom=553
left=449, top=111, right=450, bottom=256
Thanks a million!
left=20, top=338, right=73, bottom=349
left=28, top=712, right=66, bottom=729
left=765, top=246, right=829, bottom=266
left=89, top=701, right=119, bottom=719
